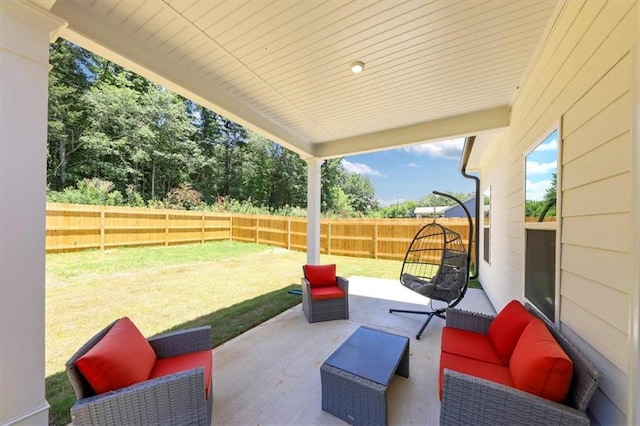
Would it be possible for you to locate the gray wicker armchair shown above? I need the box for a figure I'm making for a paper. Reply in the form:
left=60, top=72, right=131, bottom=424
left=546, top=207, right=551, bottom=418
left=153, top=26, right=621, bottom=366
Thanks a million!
left=301, top=264, right=349, bottom=323
left=440, top=303, right=600, bottom=426
left=66, top=320, right=213, bottom=426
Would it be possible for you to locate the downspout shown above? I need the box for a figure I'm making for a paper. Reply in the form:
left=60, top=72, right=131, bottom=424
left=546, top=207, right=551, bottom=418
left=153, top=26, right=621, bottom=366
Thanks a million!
left=460, top=136, right=479, bottom=279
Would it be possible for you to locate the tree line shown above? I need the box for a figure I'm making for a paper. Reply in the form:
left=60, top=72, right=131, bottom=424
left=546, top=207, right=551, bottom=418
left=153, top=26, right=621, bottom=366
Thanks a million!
left=47, top=40, right=471, bottom=218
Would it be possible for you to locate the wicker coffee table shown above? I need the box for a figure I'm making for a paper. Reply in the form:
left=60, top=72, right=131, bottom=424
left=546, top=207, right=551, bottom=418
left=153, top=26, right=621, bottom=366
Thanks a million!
left=320, top=326, right=410, bottom=425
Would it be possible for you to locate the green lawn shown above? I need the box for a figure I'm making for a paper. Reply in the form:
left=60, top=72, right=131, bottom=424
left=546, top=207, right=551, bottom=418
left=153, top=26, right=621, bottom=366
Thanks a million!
left=45, top=241, right=405, bottom=425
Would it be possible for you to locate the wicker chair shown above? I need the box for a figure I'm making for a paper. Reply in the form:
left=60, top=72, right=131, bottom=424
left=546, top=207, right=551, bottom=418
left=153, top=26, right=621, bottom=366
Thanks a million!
left=440, top=303, right=600, bottom=426
left=66, top=320, right=213, bottom=426
left=301, top=264, right=349, bottom=323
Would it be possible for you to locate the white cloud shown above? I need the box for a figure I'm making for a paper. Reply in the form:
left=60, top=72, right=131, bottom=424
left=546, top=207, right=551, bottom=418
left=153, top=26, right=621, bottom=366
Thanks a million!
left=526, top=179, right=552, bottom=201
left=402, top=138, right=465, bottom=160
left=406, top=162, right=418, bottom=168
left=537, top=137, right=558, bottom=151
left=342, top=159, right=382, bottom=176
left=526, top=160, right=556, bottom=175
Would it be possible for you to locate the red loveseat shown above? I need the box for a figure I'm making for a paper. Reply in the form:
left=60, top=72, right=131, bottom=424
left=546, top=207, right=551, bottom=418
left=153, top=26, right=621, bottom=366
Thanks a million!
left=439, top=301, right=600, bottom=426
left=66, top=317, right=213, bottom=425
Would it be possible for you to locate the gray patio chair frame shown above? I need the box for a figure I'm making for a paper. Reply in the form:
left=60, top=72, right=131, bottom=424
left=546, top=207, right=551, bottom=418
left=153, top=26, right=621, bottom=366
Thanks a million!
left=301, top=275, right=349, bottom=323
left=440, top=303, right=600, bottom=426
left=66, top=320, right=213, bottom=426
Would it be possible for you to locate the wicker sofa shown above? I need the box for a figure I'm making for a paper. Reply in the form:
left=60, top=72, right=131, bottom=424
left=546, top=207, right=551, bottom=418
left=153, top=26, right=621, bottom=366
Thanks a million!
left=66, top=318, right=213, bottom=426
left=439, top=301, right=600, bottom=426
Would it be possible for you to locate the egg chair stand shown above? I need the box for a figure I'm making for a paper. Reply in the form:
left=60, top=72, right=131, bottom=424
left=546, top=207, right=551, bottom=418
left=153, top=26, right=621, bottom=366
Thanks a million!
left=389, top=191, right=473, bottom=339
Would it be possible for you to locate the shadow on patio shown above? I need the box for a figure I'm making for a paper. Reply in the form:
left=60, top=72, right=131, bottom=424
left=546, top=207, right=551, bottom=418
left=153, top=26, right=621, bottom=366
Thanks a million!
left=211, top=276, right=495, bottom=425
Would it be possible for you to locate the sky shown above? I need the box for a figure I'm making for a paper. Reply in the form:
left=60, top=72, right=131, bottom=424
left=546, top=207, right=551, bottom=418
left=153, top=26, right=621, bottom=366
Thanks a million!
left=525, top=130, right=558, bottom=202
left=342, top=138, right=475, bottom=206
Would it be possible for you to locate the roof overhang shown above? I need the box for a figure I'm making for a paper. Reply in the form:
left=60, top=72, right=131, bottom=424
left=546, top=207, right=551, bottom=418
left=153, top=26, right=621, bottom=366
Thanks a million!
left=39, top=0, right=559, bottom=159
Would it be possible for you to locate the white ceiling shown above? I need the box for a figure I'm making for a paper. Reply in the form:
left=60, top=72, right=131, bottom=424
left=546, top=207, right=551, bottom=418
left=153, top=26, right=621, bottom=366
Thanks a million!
left=43, top=0, right=559, bottom=159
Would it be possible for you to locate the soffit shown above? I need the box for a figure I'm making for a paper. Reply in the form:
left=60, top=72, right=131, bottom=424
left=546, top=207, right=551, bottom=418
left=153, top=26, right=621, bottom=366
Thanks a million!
left=46, top=0, right=559, bottom=158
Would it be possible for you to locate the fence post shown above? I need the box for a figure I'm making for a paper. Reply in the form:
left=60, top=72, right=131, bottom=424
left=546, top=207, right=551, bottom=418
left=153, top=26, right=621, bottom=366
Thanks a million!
left=165, top=213, right=169, bottom=246
left=327, top=221, right=332, bottom=255
left=373, top=223, right=378, bottom=259
left=201, top=213, right=205, bottom=243
left=287, top=218, right=291, bottom=250
left=100, top=208, right=106, bottom=251
left=255, top=217, right=259, bottom=243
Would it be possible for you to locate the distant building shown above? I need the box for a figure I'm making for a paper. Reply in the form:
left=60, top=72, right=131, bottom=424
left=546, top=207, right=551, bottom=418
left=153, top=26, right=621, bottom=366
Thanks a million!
left=443, top=196, right=477, bottom=218
left=413, top=206, right=449, bottom=218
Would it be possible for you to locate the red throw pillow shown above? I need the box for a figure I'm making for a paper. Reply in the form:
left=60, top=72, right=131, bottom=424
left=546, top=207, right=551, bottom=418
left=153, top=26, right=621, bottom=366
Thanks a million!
left=303, top=264, right=337, bottom=287
left=487, top=300, right=535, bottom=363
left=75, top=317, right=157, bottom=394
left=509, top=319, right=573, bottom=403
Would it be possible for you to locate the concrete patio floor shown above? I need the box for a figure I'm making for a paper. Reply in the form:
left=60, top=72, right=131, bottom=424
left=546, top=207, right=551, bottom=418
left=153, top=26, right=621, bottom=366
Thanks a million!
left=211, top=276, right=496, bottom=425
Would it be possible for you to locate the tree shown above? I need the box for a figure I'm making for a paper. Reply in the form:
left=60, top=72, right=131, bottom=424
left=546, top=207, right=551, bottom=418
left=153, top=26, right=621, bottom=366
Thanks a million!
left=47, top=40, right=92, bottom=189
left=418, top=192, right=473, bottom=207
left=538, top=173, right=557, bottom=221
left=137, top=84, right=199, bottom=199
left=374, top=200, right=419, bottom=218
left=320, top=159, right=347, bottom=213
left=213, top=114, right=247, bottom=198
left=343, top=173, right=378, bottom=213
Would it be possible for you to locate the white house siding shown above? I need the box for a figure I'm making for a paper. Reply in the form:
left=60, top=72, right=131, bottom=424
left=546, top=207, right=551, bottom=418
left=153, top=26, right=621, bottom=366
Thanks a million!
left=477, top=1, right=638, bottom=424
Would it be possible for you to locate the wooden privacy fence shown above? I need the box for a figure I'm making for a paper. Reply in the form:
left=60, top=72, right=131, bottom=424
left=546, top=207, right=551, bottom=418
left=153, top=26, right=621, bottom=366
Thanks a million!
left=47, top=203, right=476, bottom=265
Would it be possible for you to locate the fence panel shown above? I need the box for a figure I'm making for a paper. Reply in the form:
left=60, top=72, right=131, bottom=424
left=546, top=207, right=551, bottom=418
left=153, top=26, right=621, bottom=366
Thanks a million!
left=45, top=204, right=476, bottom=267
left=46, top=203, right=232, bottom=252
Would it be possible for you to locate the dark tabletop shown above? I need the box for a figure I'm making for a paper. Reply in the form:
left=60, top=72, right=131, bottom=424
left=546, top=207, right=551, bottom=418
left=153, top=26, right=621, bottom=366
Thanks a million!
left=324, top=326, right=409, bottom=386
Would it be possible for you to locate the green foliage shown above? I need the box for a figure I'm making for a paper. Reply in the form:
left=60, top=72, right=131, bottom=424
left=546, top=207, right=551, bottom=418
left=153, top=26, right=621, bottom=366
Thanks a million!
left=526, top=173, right=557, bottom=220
left=373, top=200, right=420, bottom=218
left=343, top=172, right=379, bottom=213
left=47, top=178, right=119, bottom=205
left=164, top=184, right=203, bottom=210
left=418, top=191, right=474, bottom=207
left=525, top=200, right=556, bottom=219
left=47, top=178, right=146, bottom=207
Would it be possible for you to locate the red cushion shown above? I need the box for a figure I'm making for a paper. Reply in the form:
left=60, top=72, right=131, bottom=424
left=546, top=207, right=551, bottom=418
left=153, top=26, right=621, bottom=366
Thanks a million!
left=509, top=319, right=573, bottom=403
left=487, top=300, right=535, bottom=363
left=439, top=352, right=513, bottom=400
left=150, top=350, right=212, bottom=398
left=441, top=327, right=504, bottom=365
left=303, top=264, right=337, bottom=287
left=75, top=317, right=157, bottom=394
left=310, top=285, right=345, bottom=300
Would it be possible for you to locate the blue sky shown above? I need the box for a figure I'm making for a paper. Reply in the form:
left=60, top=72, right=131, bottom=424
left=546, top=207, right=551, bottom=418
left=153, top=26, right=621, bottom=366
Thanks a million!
left=525, top=130, right=558, bottom=201
left=342, top=139, right=475, bottom=206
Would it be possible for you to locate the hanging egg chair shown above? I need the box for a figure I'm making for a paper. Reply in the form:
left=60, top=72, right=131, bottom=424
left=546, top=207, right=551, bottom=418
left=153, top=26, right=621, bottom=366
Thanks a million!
left=390, top=191, right=472, bottom=339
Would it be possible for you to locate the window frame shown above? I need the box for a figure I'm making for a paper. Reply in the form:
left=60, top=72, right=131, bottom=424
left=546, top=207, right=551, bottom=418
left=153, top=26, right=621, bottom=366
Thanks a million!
left=483, top=185, right=491, bottom=265
left=523, top=121, right=562, bottom=325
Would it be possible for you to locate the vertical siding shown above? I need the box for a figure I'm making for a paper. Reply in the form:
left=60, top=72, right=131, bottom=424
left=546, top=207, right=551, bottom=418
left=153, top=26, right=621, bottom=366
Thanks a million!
left=478, top=1, right=637, bottom=423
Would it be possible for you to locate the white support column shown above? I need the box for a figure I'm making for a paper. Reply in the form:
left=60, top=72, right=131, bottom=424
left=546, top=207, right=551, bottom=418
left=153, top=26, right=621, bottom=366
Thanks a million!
left=305, top=157, right=324, bottom=265
left=0, top=3, right=66, bottom=425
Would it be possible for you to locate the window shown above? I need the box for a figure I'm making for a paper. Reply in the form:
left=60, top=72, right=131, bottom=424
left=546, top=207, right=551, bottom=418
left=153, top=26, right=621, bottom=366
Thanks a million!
left=483, top=186, right=491, bottom=264
left=524, top=127, right=559, bottom=322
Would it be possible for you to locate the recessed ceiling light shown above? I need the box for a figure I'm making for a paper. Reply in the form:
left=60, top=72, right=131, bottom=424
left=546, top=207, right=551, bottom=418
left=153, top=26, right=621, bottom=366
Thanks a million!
left=350, top=61, right=365, bottom=74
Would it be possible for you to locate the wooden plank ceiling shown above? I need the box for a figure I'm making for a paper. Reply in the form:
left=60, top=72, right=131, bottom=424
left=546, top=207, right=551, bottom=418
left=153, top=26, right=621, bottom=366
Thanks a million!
left=47, top=0, right=559, bottom=158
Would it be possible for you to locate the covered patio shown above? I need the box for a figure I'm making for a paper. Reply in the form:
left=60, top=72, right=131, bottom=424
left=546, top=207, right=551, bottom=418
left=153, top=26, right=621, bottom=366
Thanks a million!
left=1, top=1, right=638, bottom=425
left=211, top=277, right=494, bottom=425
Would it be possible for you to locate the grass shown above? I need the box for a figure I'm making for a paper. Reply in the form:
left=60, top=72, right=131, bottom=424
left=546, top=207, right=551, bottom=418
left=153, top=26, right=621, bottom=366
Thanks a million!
left=45, top=240, right=407, bottom=425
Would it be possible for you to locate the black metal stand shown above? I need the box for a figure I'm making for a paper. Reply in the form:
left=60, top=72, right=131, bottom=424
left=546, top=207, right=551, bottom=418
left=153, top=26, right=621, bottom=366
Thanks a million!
left=388, top=307, right=446, bottom=339
left=390, top=190, right=474, bottom=340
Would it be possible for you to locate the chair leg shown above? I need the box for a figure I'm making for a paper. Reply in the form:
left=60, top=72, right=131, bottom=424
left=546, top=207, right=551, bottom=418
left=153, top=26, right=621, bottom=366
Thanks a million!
left=389, top=307, right=447, bottom=339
